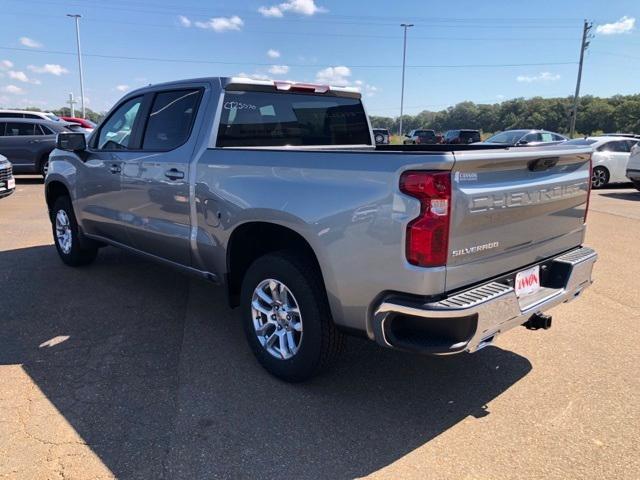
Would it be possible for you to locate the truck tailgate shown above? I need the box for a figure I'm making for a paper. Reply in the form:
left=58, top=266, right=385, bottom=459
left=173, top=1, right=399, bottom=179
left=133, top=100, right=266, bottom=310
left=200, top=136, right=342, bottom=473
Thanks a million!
left=445, top=146, right=592, bottom=292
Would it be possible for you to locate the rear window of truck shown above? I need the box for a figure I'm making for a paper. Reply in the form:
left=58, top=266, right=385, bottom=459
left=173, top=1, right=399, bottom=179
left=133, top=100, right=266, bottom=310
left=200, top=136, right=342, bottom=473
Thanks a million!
left=217, top=91, right=371, bottom=147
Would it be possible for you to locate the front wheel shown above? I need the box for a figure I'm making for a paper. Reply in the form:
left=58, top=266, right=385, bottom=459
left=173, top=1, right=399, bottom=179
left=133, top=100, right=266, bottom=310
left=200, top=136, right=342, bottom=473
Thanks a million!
left=240, top=252, right=344, bottom=382
left=591, top=166, right=609, bottom=189
left=51, top=196, right=98, bottom=266
left=40, top=158, right=50, bottom=178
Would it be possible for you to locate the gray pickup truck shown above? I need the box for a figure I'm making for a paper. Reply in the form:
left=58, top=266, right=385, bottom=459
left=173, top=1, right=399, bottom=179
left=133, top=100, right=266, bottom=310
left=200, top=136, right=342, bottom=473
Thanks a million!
left=45, top=77, right=597, bottom=381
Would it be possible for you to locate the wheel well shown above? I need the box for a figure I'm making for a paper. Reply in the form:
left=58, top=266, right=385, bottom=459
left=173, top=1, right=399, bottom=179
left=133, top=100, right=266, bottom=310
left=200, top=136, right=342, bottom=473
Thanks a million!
left=226, top=222, right=323, bottom=308
left=45, top=181, right=70, bottom=213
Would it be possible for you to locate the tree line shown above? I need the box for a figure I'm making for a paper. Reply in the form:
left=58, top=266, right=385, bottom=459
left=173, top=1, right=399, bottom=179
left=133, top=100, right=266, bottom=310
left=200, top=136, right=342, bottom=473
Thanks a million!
left=370, top=94, right=640, bottom=136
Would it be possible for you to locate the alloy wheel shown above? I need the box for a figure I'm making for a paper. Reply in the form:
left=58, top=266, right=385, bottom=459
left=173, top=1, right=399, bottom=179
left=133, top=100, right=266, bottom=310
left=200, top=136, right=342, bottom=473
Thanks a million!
left=55, top=210, right=72, bottom=254
left=251, top=278, right=303, bottom=360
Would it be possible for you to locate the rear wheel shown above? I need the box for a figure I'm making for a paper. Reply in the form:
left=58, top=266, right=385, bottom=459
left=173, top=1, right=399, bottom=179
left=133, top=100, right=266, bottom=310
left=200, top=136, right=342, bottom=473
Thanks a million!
left=591, top=166, right=609, bottom=189
left=374, top=133, right=384, bottom=144
left=240, top=252, right=344, bottom=382
left=51, top=196, right=98, bottom=266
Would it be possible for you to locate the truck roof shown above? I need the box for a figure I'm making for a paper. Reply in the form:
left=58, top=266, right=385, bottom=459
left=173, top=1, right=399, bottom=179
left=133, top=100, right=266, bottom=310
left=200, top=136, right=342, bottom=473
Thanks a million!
left=124, top=76, right=361, bottom=98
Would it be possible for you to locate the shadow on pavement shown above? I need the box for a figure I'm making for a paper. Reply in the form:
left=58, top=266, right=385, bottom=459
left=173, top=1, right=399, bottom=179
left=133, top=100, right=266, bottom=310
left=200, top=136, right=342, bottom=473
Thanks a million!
left=14, top=175, right=44, bottom=185
left=599, top=191, right=640, bottom=201
left=0, top=245, right=532, bottom=479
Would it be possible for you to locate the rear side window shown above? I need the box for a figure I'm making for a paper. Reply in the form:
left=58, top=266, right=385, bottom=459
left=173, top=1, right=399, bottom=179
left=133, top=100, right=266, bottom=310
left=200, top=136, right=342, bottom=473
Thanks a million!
left=4, top=122, right=36, bottom=136
left=0, top=113, right=23, bottom=118
left=599, top=141, right=629, bottom=153
left=142, top=89, right=202, bottom=151
left=217, top=91, right=371, bottom=147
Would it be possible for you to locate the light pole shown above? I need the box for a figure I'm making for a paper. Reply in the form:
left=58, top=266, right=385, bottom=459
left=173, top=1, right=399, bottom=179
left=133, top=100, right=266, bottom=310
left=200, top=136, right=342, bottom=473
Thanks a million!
left=67, top=14, right=85, bottom=118
left=399, top=23, right=413, bottom=137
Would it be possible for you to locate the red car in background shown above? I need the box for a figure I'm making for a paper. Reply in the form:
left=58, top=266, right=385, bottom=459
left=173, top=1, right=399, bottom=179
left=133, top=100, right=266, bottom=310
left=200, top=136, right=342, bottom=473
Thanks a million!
left=60, top=116, right=97, bottom=132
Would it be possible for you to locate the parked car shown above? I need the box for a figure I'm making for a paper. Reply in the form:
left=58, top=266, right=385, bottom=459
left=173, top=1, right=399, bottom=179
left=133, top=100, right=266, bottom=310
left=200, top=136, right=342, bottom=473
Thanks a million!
left=61, top=116, right=97, bottom=133
left=403, top=129, right=437, bottom=144
left=565, top=136, right=640, bottom=188
left=0, top=118, right=73, bottom=176
left=625, top=142, right=640, bottom=191
left=0, top=109, right=61, bottom=122
left=45, top=77, right=597, bottom=381
left=372, top=128, right=390, bottom=145
left=481, top=129, right=567, bottom=147
left=443, top=129, right=481, bottom=144
left=0, top=154, right=15, bottom=198
left=597, top=133, right=639, bottom=139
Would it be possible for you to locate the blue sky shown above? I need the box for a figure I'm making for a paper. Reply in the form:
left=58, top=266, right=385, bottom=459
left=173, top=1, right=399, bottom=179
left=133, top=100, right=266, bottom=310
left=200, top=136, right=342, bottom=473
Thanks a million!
left=0, top=0, right=638, bottom=116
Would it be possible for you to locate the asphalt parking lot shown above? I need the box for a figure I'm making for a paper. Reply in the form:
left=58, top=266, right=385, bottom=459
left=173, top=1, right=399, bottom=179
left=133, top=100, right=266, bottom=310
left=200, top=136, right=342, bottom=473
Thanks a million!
left=0, top=178, right=639, bottom=480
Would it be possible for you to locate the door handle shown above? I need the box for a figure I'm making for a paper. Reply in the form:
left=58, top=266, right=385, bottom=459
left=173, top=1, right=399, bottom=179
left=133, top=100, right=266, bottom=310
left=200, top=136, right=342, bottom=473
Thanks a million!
left=109, top=164, right=121, bottom=174
left=165, top=168, right=185, bottom=180
left=28, top=140, right=41, bottom=144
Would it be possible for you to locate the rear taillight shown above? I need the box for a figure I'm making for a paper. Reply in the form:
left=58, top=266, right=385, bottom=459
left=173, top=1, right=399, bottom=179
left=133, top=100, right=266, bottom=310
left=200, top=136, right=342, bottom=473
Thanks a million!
left=400, top=171, right=451, bottom=267
left=584, top=155, right=592, bottom=223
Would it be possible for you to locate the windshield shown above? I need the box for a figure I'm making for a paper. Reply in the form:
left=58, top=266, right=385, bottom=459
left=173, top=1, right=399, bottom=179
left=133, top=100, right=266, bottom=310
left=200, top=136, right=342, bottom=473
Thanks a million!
left=217, top=91, right=371, bottom=147
left=45, top=113, right=60, bottom=121
left=564, top=139, right=598, bottom=146
left=485, top=131, right=526, bottom=144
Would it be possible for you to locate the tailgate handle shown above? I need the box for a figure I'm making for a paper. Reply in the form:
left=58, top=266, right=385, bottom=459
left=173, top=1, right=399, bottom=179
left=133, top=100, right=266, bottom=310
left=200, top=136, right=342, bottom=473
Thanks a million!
left=528, top=156, right=559, bottom=172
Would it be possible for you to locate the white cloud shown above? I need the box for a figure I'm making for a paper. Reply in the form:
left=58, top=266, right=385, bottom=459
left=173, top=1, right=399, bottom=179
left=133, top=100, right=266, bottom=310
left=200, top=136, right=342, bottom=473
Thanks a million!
left=259, top=0, right=326, bottom=18
left=7, top=70, right=40, bottom=84
left=115, top=84, right=129, bottom=92
left=20, top=37, right=42, bottom=48
left=315, top=65, right=351, bottom=85
left=516, top=72, right=561, bottom=83
left=596, top=16, right=635, bottom=35
left=28, top=64, right=69, bottom=76
left=194, top=16, right=244, bottom=32
left=2, top=84, right=24, bottom=94
left=267, top=49, right=281, bottom=59
left=268, top=65, right=289, bottom=75
left=178, top=15, right=192, bottom=27
left=314, top=66, right=377, bottom=96
left=1, top=60, right=13, bottom=70
left=236, top=72, right=271, bottom=81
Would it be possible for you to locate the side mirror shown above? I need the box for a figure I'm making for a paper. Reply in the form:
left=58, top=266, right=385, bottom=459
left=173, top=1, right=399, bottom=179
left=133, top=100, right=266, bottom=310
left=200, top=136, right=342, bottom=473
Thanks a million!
left=57, top=132, right=86, bottom=152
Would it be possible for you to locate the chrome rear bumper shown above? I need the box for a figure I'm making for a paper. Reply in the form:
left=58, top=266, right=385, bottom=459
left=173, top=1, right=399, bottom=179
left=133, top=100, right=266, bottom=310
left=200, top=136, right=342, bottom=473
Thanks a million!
left=372, top=246, right=597, bottom=354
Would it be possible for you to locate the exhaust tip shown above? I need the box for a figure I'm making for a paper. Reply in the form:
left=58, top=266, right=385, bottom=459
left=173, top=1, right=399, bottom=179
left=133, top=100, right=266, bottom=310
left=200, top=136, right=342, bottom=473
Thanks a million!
left=524, top=312, right=552, bottom=330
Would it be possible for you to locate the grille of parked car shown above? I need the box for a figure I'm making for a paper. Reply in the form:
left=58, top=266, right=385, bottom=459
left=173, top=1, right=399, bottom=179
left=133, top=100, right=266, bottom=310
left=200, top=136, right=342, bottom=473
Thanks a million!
left=0, top=163, right=12, bottom=182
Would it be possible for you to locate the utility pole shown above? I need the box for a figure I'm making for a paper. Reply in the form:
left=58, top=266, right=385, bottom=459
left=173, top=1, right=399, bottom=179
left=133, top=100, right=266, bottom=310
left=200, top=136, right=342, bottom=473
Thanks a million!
left=67, top=92, right=77, bottom=117
left=67, top=14, right=86, bottom=118
left=399, top=23, right=413, bottom=137
left=569, top=19, right=593, bottom=138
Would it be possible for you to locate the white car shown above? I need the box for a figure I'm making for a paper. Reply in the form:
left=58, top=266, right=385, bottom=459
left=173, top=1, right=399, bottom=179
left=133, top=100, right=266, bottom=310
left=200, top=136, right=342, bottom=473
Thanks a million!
left=0, top=109, right=61, bottom=122
left=626, top=142, right=640, bottom=191
left=565, top=136, right=640, bottom=189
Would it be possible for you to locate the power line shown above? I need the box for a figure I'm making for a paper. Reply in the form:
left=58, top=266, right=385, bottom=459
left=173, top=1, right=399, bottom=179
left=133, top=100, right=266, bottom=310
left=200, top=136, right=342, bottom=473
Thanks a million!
left=0, top=11, right=582, bottom=42
left=0, top=12, right=583, bottom=41
left=0, top=46, right=577, bottom=69
left=2, top=0, right=583, bottom=29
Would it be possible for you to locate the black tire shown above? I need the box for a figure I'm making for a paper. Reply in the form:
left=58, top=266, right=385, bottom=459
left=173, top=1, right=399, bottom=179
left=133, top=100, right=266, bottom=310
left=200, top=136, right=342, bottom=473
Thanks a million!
left=374, top=134, right=384, bottom=144
left=240, top=252, right=344, bottom=382
left=632, top=179, right=640, bottom=192
left=51, top=196, right=98, bottom=266
left=40, top=157, right=50, bottom=178
left=591, top=166, right=609, bottom=189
